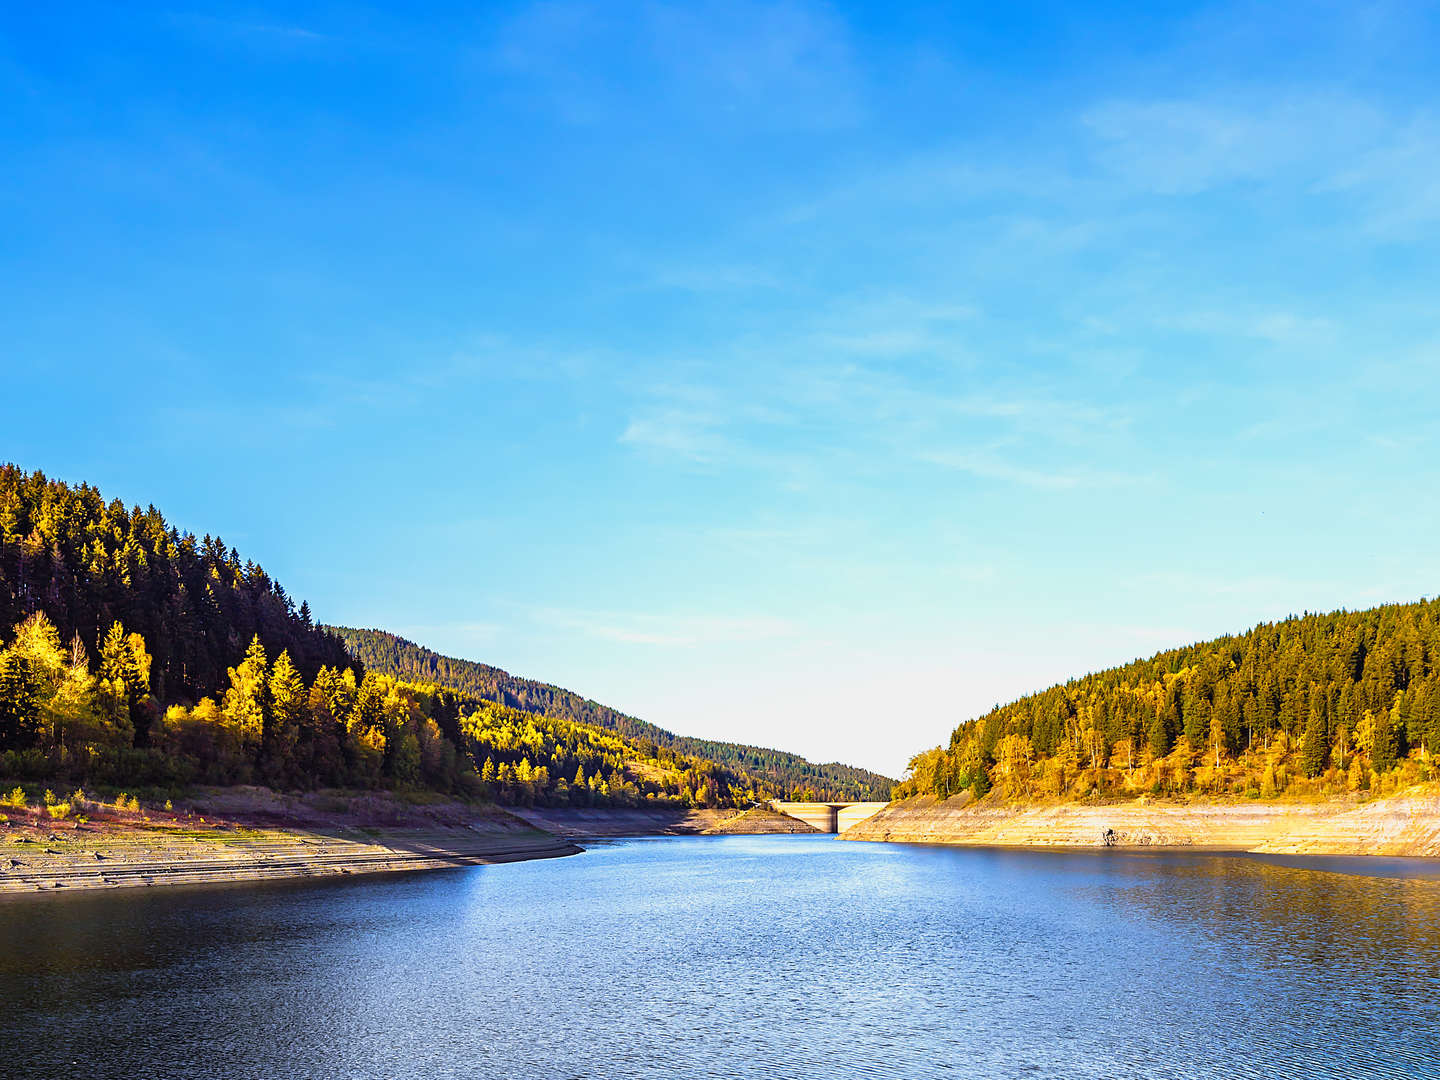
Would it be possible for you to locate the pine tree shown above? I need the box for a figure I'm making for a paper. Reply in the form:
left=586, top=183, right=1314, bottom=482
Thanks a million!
left=1147, top=709, right=1172, bottom=758
left=1372, top=704, right=1398, bottom=773
left=0, top=652, right=42, bottom=749
left=263, top=649, right=306, bottom=784
left=1301, top=698, right=1329, bottom=777
left=98, top=621, right=151, bottom=746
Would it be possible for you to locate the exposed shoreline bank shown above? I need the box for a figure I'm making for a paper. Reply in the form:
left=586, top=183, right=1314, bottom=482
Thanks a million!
left=841, top=787, right=1440, bottom=857
left=0, top=794, right=851, bottom=896
left=509, top=806, right=822, bottom=837
left=0, top=827, right=580, bottom=896
left=0, top=788, right=582, bottom=897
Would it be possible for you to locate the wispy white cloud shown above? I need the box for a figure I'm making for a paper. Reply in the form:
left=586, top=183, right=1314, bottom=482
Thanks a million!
left=1323, top=118, right=1440, bottom=234
left=169, top=13, right=332, bottom=46
left=617, top=407, right=734, bottom=465
left=616, top=342, right=1132, bottom=496
left=1079, top=90, right=1440, bottom=243
left=1156, top=309, right=1337, bottom=346
left=917, top=449, right=1143, bottom=491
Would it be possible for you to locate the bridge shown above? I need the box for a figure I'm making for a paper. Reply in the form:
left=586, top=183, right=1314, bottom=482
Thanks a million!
left=769, top=801, right=890, bottom=834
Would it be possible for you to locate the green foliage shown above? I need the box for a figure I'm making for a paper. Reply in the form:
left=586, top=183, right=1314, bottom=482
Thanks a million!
left=898, top=598, right=1440, bottom=802
left=0, top=465, right=352, bottom=707
left=0, top=652, right=42, bottom=750
left=0, top=466, right=891, bottom=805
left=1301, top=698, right=1329, bottom=777
left=0, top=608, right=775, bottom=806
left=454, top=697, right=750, bottom=807
left=333, top=626, right=894, bottom=802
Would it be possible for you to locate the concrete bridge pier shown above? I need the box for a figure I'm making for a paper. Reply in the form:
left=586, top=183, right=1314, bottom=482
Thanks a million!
left=769, top=801, right=889, bottom=834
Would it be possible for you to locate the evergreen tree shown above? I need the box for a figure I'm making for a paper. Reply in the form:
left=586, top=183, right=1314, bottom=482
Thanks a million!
left=98, top=621, right=151, bottom=746
left=1372, top=704, right=1398, bottom=773
left=1147, top=709, right=1172, bottom=759
left=263, top=650, right=306, bottom=784
left=1301, top=698, right=1329, bottom=777
left=0, top=653, right=42, bottom=749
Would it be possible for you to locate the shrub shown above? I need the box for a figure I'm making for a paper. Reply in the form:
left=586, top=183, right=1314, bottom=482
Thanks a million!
left=2, top=787, right=25, bottom=810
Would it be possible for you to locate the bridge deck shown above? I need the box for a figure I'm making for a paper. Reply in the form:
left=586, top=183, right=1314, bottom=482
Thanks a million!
left=769, top=801, right=890, bottom=834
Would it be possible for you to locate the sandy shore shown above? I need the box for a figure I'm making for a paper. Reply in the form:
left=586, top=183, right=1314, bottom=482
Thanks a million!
left=841, top=787, right=1440, bottom=857
left=0, top=789, right=580, bottom=896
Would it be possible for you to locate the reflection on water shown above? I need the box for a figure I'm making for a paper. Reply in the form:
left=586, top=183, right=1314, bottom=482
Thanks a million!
left=3, top=836, right=1439, bottom=1079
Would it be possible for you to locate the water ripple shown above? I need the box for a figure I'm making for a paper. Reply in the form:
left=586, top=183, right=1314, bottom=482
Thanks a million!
left=2, top=837, right=1439, bottom=1079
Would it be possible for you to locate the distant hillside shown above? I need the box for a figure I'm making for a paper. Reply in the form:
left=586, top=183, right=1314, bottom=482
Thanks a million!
left=897, top=599, right=1440, bottom=805
left=331, top=626, right=894, bottom=801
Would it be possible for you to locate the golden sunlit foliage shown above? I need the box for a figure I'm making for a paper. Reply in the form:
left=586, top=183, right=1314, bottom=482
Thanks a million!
left=335, top=626, right=894, bottom=802
left=0, top=465, right=352, bottom=720
left=0, top=612, right=765, bottom=807
left=897, top=601, right=1440, bottom=804
left=0, top=465, right=892, bottom=805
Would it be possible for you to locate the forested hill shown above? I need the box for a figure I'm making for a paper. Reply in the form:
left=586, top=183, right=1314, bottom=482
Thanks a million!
left=0, top=467, right=351, bottom=707
left=898, top=599, right=1440, bottom=805
left=331, top=626, right=895, bottom=801
left=0, top=466, right=790, bottom=806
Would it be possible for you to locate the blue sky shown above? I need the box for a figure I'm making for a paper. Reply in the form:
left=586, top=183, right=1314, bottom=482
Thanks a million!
left=4, top=2, right=1440, bottom=775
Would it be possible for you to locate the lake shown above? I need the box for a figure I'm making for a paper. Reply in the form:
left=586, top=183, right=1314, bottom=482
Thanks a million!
left=4, top=835, right=1440, bottom=1079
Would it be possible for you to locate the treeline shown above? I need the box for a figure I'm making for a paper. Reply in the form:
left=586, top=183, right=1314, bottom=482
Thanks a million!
left=0, top=610, right=757, bottom=806
left=0, top=465, right=889, bottom=806
left=0, top=466, right=352, bottom=727
left=897, top=600, right=1440, bottom=804
left=332, top=626, right=894, bottom=801
left=455, top=698, right=756, bottom=807
left=0, top=611, right=463, bottom=790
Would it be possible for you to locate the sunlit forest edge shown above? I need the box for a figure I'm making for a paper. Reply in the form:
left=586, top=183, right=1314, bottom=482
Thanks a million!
left=0, top=466, right=893, bottom=810
left=898, top=600, right=1440, bottom=806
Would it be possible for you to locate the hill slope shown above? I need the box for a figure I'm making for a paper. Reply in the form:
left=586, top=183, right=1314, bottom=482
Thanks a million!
left=897, top=599, right=1440, bottom=804
left=0, top=466, right=768, bottom=805
left=331, top=627, right=894, bottom=802
left=0, top=465, right=352, bottom=709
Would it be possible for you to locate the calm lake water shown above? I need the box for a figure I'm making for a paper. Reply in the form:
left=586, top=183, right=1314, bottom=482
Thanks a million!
left=5, top=835, right=1440, bottom=1079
